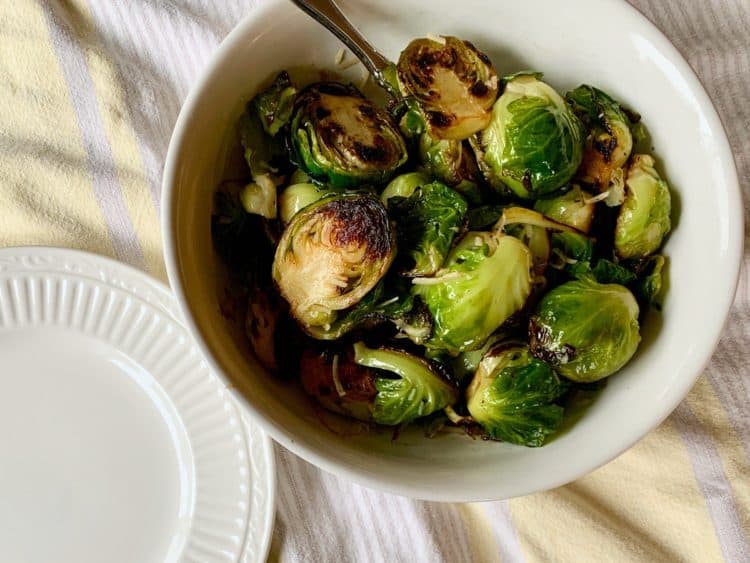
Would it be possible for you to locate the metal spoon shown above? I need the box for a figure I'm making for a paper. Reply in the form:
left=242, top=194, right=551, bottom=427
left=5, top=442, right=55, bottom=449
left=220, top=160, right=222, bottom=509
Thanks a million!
left=289, top=0, right=397, bottom=95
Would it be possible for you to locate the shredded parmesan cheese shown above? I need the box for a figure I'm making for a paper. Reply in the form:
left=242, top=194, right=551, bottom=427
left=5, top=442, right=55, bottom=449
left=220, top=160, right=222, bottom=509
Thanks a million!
left=377, top=296, right=399, bottom=308
left=584, top=190, right=610, bottom=204
left=335, top=48, right=345, bottom=65
left=331, top=354, right=346, bottom=397
left=338, top=58, right=359, bottom=70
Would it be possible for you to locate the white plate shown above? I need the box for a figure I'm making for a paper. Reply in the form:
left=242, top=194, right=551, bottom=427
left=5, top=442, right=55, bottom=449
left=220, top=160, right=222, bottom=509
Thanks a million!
left=0, top=247, right=275, bottom=563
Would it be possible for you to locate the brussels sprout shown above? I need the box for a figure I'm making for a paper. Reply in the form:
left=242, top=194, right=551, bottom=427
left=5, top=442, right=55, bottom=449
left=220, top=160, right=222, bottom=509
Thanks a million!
left=466, top=344, right=565, bottom=446
left=300, top=342, right=458, bottom=425
left=272, top=193, right=396, bottom=334
left=413, top=231, right=533, bottom=354
left=240, top=176, right=277, bottom=219
left=466, top=205, right=507, bottom=230
left=627, top=254, right=666, bottom=308
left=252, top=71, right=297, bottom=136
left=289, top=82, right=408, bottom=189
left=529, top=278, right=641, bottom=382
left=397, top=35, right=499, bottom=140
left=615, top=155, right=672, bottom=259
left=237, top=108, right=285, bottom=218
left=566, top=85, right=633, bottom=192
left=289, top=168, right=311, bottom=184
left=477, top=74, right=584, bottom=198
left=279, top=182, right=341, bottom=225
left=388, top=181, right=468, bottom=277
left=534, top=185, right=596, bottom=233
left=550, top=231, right=593, bottom=263
left=418, top=133, right=482, bottom=202
left=380, top=171, right=431, bottom=205
left=567, top=258, right=636, bottom=286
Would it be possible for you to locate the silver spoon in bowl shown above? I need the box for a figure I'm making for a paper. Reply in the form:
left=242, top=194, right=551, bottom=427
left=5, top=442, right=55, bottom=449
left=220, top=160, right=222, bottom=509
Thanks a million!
left=289, top=0, right=398, bottom=96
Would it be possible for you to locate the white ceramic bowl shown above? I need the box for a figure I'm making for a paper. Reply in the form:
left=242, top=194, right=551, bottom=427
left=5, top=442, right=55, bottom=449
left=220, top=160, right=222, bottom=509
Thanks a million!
left=163, top=0, right=743, bottom=501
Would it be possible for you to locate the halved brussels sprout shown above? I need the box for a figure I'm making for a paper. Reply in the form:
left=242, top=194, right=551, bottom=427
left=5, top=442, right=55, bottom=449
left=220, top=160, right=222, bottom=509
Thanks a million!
left=615, top=154, right=672, bottom=259
left=289, top=82, right=408, bottom=188
left=413, top=231, right=533, bottom=354
left=529, top=278, right=641, bottom=382
left=300, top=342, right=458, bottom=425
left=477, top=74, right=584, bottom=199
left=397, top=35, right=499, bottom=140
left=466, top=343, right=565, bottom=446
left=252, top=71, right=297, bottom=136
left=380, top=171, right=431, bottom=205
left=566, top=85, right=633, bottom=193
left=388, top=180, right=468, bottom=277
left=279, top=182, right=341, bottom=225
left=534, top=185, right=596, bottom=233
left=272, top=194, right=396, bottom=334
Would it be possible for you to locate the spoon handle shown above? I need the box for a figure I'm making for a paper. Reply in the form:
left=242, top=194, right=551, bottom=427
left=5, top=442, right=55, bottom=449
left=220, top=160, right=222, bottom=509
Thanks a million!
left=290, top=0, right=395, bottom=93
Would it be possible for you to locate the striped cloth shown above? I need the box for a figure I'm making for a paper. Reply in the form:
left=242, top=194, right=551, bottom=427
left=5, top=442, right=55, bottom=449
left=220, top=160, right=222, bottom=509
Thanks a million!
left=2, top=1, right=748, bottom=561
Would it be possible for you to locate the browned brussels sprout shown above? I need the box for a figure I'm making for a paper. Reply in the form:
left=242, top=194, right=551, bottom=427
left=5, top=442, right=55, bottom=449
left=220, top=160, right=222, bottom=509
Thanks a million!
left=397, top=35, right=499, bottom=140
left=289, top=82, right=408, bottom=189
left=272, top=194, right=396, bottom=335
left=301, top=342, right=458, bottom=425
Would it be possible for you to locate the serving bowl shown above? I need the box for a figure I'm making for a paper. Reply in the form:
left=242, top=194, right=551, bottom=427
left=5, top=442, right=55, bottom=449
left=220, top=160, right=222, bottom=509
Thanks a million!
left=162, top=0, right=743, bottom=501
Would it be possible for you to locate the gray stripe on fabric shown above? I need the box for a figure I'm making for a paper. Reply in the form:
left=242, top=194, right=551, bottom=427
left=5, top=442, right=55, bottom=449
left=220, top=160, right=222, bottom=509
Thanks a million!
left=485, top=501, right=525, bottom=563
left=673, top=402, right=750, bottom=563
left=636, top=0, right=750, bottom=484
left=42, top=1, right=145, bottom=269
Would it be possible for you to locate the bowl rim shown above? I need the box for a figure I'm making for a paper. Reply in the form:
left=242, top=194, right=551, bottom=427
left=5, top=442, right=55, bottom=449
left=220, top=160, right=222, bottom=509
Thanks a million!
left=162, top=0, right=744, bottom=501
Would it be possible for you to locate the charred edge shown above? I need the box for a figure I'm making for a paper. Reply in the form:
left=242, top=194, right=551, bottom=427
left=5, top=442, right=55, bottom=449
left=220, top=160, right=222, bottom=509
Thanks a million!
left=321, top=196, right=394, bottom=260
left=353, top=138, right=389, bottom=164
left=528, top=317, right=577, bottom=365
left=622, top=107, right=641, bottom=124
left=592, top=135, right=618, bottom=164
left=469, top=81, right=489, bottom=98
left=427, top=110, right=454, bottom=129
left=358, top=103, right=376, bottom=119
left=315, top=106, right=331, bottom=120
left=521, top=170, right=534, bottom=192
left=462, top=39, right=492, bottom=66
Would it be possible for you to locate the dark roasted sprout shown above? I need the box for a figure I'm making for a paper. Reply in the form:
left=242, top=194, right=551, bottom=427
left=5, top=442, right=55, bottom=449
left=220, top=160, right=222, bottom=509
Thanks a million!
left=301, top=342, right=458, bottom=425
left=272, top=193, right=396, bottom=335
left=211, top=38, right=674, bottom=445
left=566, top=85, right=633, bottom=199
left=290, top=82, right=408, bottom=189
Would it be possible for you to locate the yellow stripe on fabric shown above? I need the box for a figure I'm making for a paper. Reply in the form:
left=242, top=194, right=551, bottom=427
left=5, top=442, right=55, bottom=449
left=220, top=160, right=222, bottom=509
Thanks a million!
left=0, top=2, right=115, bottom=258
left=686, top=376, right=750, bottom=535
left=458, top=504, right=503, bottom=563
left=508, top=418, right=724, bottom=562
left=56, top=0, right=166, bottom=281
